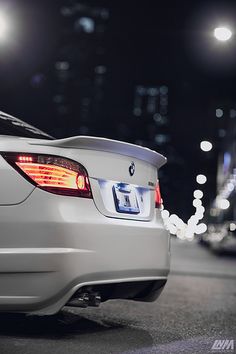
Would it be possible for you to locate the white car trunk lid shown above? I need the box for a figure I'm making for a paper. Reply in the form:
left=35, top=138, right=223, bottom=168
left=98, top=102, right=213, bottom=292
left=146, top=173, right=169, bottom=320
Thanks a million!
left=30, top=136, right=166, bottom=221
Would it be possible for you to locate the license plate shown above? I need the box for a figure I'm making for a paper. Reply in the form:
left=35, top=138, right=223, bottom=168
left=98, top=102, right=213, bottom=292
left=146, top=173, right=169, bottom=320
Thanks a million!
left=112, top=183, right=140, bottom=214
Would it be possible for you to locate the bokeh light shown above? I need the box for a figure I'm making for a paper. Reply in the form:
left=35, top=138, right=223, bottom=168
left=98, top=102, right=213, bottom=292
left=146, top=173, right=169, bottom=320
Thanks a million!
left=200, top=140, right=213, bottom=152
left=193, top=198, right=202, bottom=208
left=214, top=27, right=232, bottom=41
left=195, top=223, right=207, bottom=235
left=216, top=108, right=223, bottom=118
left=193, top=190, right=203, bottom=199
left=217, top=198, right=230, bottom=210
left=0, top=11, right=8, bottom=40
left=196, top=174, right=207, bottom=185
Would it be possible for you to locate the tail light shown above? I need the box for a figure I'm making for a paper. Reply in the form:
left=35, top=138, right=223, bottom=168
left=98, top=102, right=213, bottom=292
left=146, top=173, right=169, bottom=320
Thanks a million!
left=155, top=182, right=162, bottom=208
left=2, top=153, right=92, bottom=198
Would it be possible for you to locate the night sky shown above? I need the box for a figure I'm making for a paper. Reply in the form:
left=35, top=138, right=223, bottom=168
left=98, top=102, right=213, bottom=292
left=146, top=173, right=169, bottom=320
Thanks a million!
left=0, top=0, right=236, bottom=219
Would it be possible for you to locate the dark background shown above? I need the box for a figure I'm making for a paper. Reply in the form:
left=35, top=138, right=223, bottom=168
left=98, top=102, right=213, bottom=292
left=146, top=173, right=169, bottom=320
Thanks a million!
left=1, top=0, right=236, bottom=220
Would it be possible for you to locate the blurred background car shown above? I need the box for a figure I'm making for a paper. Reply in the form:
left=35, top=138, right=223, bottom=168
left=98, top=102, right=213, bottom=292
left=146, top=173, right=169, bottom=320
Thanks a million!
left=206, top=221, right=236, bottom=255
left=198, top=224, right=222, bottom=247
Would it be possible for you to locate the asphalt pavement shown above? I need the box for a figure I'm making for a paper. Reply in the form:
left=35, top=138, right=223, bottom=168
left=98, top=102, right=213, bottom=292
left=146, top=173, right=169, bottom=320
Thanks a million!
left=0, top=238, right=235, bottom=354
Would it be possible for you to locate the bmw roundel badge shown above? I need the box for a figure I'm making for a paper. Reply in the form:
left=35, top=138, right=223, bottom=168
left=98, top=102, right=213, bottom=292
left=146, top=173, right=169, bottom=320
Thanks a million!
left=129, top=161, right=135, bottom=176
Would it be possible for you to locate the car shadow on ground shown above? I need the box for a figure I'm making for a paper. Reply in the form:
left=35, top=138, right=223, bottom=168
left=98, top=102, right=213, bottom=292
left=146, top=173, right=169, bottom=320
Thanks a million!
left=0, top=310, right=122, bottom=338
left=0, top=307, right=155, bottom=354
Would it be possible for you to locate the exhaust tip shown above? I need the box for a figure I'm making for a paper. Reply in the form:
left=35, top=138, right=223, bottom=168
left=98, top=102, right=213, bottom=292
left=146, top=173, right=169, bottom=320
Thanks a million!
left=67, top=292, right=101, bottom=308
left=88, top=294, right=101, bottom=307
left=67, top=293, right=90, bottom=308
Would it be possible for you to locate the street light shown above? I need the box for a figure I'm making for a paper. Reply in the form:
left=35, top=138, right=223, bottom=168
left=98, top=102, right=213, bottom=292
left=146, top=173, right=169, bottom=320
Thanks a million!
left=200, top=140, right=213, bottom=152
left=214, top=27, right=232, bottom=41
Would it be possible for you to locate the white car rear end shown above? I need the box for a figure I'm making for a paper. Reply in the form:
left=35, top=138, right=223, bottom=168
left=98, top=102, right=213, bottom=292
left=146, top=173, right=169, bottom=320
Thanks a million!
left=0, top=114, right=170, bottom=315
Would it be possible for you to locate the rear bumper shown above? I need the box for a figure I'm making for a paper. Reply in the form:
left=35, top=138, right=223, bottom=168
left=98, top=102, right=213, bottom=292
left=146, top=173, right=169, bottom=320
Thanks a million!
left=0, top=189, right=170, bottom=314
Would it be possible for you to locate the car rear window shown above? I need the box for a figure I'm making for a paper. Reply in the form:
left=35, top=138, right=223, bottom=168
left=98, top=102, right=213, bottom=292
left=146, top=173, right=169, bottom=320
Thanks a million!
left=0, top=111, right=53, bottom=140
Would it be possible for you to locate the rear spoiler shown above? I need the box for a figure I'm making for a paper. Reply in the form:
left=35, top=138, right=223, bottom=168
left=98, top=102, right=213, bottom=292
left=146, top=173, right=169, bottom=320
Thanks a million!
left=29, top=136, right=167, bottom=168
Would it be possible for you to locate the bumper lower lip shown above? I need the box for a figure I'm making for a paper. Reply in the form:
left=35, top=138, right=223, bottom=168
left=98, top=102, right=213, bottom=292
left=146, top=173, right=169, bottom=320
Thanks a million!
left=0, top=274, right=168, bottom=315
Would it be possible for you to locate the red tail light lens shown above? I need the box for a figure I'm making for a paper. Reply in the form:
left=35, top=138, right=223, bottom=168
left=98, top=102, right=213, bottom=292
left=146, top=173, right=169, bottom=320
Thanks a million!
left=155, top=182, right=162, bottom=208
left=3, top=153, right=92, bottom=198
